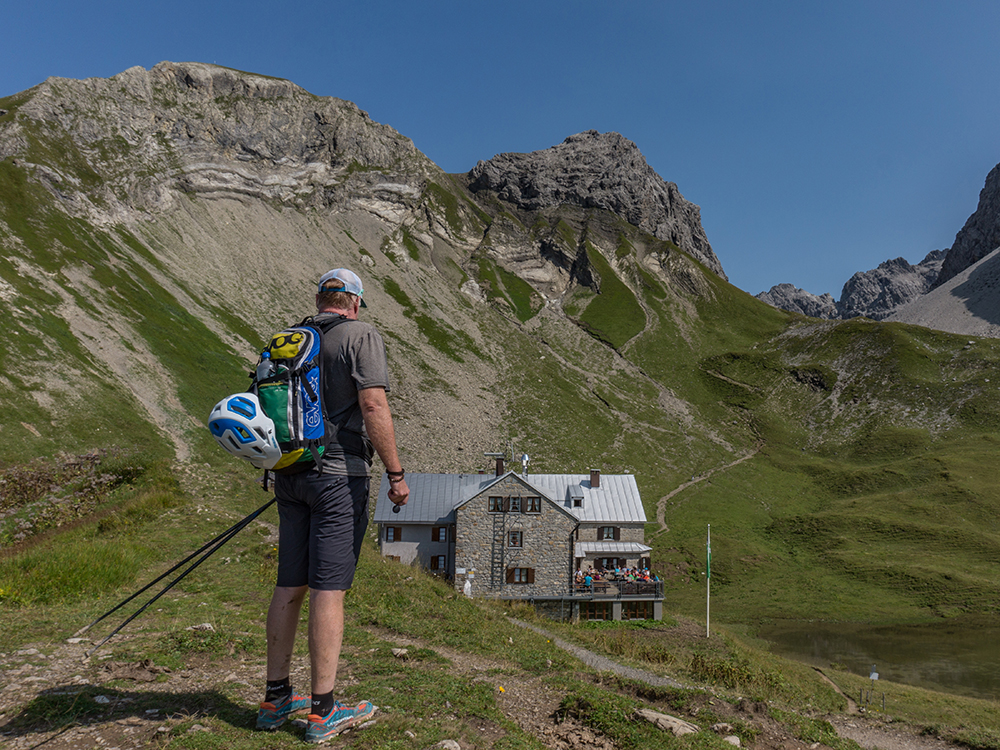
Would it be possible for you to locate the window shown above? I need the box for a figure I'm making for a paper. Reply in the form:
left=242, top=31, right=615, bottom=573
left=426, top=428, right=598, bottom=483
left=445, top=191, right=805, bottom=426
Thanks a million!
left=581, top=601, right=611, bottom=621
left=508, top=530, right=523, bottom=548
left=505, top=567, right=535, bottom=584
left=599, top=526, right=620, bottom=540
left=489, top=496, right=530, bottom=513
left=432, top=526, right=448, bottom=542
left=430, top=555, right=447, bottom=571
left=624, top=600, right=654, bottom=620
left=385, top=526, right=402, bottom=542
left=573, top=496, right=583, bottom=508
left=525, top=496, right=541, bottom=513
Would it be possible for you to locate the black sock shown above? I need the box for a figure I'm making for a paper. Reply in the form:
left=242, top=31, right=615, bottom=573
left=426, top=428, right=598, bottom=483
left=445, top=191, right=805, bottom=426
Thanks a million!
left=265, top=677, right=291, bottom=702
left=312, top=690, right=335, bottom=716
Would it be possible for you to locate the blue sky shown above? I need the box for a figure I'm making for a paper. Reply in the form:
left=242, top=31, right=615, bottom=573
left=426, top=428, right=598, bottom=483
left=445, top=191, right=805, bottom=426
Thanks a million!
left=3, top=1, right=999, bottom=297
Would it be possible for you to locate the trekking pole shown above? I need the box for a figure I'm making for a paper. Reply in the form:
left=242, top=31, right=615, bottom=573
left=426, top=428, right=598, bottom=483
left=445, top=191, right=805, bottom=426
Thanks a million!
left=73, top=497, right=277, bottom=638
left=81, top=497, right=276, bottom=656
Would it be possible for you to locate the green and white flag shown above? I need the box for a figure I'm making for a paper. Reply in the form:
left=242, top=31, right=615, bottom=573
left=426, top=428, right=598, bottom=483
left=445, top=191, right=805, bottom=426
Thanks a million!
left=707, top=525, right=711, bottom=579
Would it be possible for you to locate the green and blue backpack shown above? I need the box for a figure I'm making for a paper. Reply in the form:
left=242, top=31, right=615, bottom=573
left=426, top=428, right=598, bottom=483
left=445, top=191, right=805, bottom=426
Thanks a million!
left=252, top=315, right=349, bottom=474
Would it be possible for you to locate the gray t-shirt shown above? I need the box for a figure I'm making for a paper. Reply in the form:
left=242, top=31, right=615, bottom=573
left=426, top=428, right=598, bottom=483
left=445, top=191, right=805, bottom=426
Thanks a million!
left=314, top=312, right=391, bottom=476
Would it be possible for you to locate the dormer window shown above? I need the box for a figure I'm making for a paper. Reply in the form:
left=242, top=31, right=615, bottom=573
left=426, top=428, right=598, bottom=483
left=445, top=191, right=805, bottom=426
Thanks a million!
left=573, top=496, right=583, bottom=508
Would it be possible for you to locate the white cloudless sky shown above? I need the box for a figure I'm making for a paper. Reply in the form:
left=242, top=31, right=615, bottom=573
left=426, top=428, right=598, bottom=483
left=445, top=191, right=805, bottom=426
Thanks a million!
left=3, top=1, right=999, bottom=297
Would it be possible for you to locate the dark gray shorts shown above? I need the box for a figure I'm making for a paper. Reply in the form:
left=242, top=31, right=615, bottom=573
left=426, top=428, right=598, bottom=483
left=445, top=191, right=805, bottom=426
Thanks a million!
left=273, top=472, right=370, bottom=591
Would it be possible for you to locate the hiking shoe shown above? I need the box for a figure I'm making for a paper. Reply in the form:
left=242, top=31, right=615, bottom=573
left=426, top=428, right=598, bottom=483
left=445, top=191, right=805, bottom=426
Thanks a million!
left=256, top=692, right=311, bottom=730
left=305, top=700, right=377, bottom=743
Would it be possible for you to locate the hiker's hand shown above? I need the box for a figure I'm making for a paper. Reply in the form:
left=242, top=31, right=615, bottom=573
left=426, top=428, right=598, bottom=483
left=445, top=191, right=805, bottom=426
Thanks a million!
left=388, top=478, right=409, bottom=507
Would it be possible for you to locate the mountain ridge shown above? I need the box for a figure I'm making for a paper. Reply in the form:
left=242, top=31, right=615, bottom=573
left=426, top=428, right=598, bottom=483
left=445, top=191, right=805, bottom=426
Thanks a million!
left=758, top=155, right=1000, bottom=328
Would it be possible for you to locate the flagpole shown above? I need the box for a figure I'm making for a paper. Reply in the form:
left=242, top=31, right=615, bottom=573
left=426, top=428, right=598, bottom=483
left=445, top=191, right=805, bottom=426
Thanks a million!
left=706, top=524, right=711, bottom=638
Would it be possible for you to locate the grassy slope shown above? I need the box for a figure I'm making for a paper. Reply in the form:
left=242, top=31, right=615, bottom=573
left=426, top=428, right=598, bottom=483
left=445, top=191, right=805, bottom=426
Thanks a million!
left=1, top=460, right=997, bottom=748
left=6, top=158, right=1000, bottom=628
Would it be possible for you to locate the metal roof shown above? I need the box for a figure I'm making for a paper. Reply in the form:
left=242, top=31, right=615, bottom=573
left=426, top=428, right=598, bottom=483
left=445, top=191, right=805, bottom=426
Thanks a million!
left=374, top=471, right=646, bottom=525
left=372, top=473, right=493, bottom=524
left=575, top=541, right=652, bottom=557
left=525, top=473, right=646, bottom=523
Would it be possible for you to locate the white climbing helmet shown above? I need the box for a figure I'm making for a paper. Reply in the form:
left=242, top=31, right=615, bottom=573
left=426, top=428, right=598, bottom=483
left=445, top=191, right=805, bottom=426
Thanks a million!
left=207, top=393, right=281, bottom=469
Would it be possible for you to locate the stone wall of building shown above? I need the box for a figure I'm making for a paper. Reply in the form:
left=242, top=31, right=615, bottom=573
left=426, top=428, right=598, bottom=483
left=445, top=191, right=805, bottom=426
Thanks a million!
left=454, top=475, right=577, bottom=598
left=576, top=522, right=645, bottom=543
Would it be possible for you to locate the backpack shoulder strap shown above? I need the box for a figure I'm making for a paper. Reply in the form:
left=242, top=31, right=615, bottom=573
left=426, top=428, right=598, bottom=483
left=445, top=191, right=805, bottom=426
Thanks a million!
left=296, top=313, right=361, bottom=474
left=299, top=314, right=352, bottom=333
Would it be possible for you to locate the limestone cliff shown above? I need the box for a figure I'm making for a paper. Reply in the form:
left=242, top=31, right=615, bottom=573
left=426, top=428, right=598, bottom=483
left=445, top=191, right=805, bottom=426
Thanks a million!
left=937, top=162, right=1000, bottom=287
left=466, top=131, right=725, bottom=280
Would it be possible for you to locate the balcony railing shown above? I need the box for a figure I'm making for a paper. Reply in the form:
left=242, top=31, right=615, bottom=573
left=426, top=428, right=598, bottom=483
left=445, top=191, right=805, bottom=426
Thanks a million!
left=570, top=580, right=663, bottom=599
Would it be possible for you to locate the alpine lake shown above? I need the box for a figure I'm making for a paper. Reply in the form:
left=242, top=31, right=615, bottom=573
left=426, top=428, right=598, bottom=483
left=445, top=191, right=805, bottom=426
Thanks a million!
left=757, top=616, right=1000, bottom=701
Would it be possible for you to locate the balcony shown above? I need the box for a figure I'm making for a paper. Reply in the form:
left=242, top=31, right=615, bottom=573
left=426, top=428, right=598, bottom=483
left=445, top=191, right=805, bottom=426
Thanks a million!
left=570, top=580, right=663, bottom=599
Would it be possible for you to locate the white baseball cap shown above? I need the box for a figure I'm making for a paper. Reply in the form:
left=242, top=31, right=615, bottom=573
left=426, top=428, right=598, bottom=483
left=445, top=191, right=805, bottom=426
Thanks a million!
left=318, top=268, right=366, bottom=306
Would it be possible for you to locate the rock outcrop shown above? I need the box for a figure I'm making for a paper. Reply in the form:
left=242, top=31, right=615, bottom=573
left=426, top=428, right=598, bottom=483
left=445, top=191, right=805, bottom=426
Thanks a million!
left=890, top=247, right=1000, bottom=336
left=758, top=250, right=945, bottom=320
left=466, top=130, right=725, bottom=279
left=3, top=61, right=436, bottom=223
left=838, top=250, right=946, bottom=319
left=937, top=162, right=1000, bottom=287
left=756, top=284, right=838, bottom=319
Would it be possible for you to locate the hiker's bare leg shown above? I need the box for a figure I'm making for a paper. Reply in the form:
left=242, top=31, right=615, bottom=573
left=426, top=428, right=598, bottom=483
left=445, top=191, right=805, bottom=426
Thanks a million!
left=309, top=588, right=346, bottom=694
left=266, top=585, right=308, bottom=680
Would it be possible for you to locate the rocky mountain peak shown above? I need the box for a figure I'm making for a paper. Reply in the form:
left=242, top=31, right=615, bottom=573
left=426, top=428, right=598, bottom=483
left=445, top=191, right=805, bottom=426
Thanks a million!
left=4, top=62, right=435, bottom=221
left=757, top=250, right=945, bottom=321
left=936, top=162, right=1000, bottom=287
left=837, top=250, right=945, bottom=319
left=466, top=130, right=725, bottom=279
left=756, top=284, right=838, bottom=319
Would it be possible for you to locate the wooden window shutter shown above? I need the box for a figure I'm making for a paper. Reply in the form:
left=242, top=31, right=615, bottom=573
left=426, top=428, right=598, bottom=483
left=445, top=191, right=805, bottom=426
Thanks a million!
left=506, top=568, right=515, bottom=584
left=527, top=568, right=535, bottom=584
left=618, top=557, right=627, bottom=569
left=613, top=527, right=621, bottom=541
left=502, top=496, right=510, bottom=512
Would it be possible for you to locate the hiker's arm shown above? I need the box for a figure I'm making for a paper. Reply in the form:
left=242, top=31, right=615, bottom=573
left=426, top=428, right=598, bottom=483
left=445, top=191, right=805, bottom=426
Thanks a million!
left=358, top=386, right=409, bottom=505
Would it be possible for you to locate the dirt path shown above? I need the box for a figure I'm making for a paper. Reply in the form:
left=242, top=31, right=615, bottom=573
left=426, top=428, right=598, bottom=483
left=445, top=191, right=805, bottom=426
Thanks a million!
left=510, top=619, right=685, bottom=688
left=654, top=447, right=760, bottom=534
left=512, top=620, right=970, bottom=750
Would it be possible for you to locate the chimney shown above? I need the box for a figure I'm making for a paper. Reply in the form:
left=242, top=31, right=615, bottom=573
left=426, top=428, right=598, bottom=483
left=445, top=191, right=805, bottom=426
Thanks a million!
left=590, top=469, right=601, bottom=488
left=496, top=457, right=505, bottom=477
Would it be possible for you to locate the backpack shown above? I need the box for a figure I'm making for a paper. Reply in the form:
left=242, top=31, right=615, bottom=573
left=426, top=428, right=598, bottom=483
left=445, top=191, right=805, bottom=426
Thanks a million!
left=252, top=315, right=350, bottom=474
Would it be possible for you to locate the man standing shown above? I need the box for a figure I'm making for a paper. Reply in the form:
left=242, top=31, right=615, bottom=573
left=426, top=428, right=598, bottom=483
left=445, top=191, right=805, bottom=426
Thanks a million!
left=257, top=268, right=409, bottom=743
